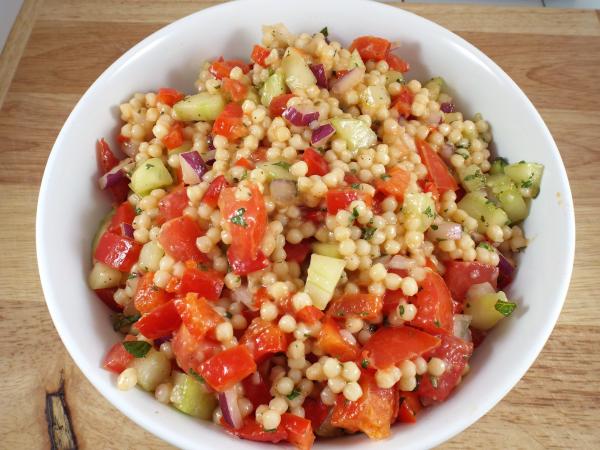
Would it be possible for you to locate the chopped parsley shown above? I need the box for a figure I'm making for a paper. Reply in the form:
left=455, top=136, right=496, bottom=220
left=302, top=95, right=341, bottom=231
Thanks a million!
left=287, top=388, right=301, bottom=400
left=351, top=207, right=359, bottom=223
left=424, top=206, right=434, bottom=218
left=521, top=177, right=534, bottom=188
left=361, top=359, right=369, bottom=369
left=320, top=26, right=329, bottom=38
left=434, top=319, right=441, bottom=328
left=380, top=174, right=391, bottom=181
left=230, top=207, right=248, bottom=228
left=127, top=273, right=138, bottom=280
left=225, top=311, right=233, bottom=319
left=398, top=305, right=405, bottom=316
left=495, top=299, right=517, bottom=317
left=189, top=369, right=205, bottom=384
left=135, top=207, right=142, bottom=215
left=123, top=340, right=151, bottom=358
left=111, top=313, right=140, bottom=332
left=361, top=226, right=376, bottom=240
left=351, top=183, right=361, bottom=190
left=431, top=224, right=439, bottom=231
left=478, top=242, right=494, bottom=251
left=336, top=310, right=345, bottom=317
left=145, top=163, right=154, bottom=170
left=272, top=161, right=291, bottom=170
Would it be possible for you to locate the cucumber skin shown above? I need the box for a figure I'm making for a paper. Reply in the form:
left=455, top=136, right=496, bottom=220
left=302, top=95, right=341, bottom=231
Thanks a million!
left=171, top=372, right=217, bottom=419
left=260, top=71, right=286, bottom=107
left=458, top=192, right=509, bottom=233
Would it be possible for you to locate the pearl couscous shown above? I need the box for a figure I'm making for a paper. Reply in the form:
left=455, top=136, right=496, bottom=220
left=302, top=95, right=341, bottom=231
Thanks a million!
left=90, top=24, right=543, bottom=449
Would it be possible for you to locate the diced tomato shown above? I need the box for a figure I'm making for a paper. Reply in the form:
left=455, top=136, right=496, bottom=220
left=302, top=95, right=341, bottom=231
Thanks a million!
left=375, top=166, right=411, bottom=201
left=390, top=86, right=414, bottom=118
left=385, top=53, right=410, bottom=73
left=416, top=139, right=459, bottom=194
left=250, top=147, right=268, bottom=163
left=158, top=216, right=207, bottom=263
left=284, top=240, right=312, bottom=263
left=241, top=318, right=288, bottom=362
left=327, top=293, right=383, bottom=321
left=178, top=267, right=224, bottom=301
left=302, top=148, right=329, bottom=176
left=156, top=184, right=189, bottom=225
left=227, top=248, right=270, bottom=276
left=117, top=133, right=130, bottom=145
left=102, top=338, right=135, bottom=374
left=397, top=392, right=422, bottom=423
left=133, top=272, right=171, bottom=314
left=219, top=182, right=267, bottom=270
left=326, top=188, right=372, bottom=214
left=303, top=397, right=330, bottom=431
left=171, top=324, right=221, bottom=373
left=301, top=207, right=326, bottom=224
left=209, top=58, right=250, bottom=80
left=443, top=261, right=499, bottom=302
left=349, top=36, right=391, bottom=61
left=174, top=293, right=223, bottom=339
left=162, top=122, right=184, bottom=150
left=94, top=231, right=141, bottom=272
left=361, top=326, right=440, bottom=370
left=419, top=179, right=441, bottom=210
left=242, top=372, right=272, bottom=409
left=96, top=138, right=119, bottom=174
left=269, top=93, right=294, bottom=117
left=418, top=334, right=473, bottom=405
left=317, top=317, right=360, bottom=362
left=251, top=44, right=271, bottom=66
left=410, top=270, right=454, bottom=335
left=94, top=288, right=122, bottom=312
left=108, top=201, right=136, bottom=235
left=331, top=370, right=398, bottom=439
left=280, top=414, right=315, bottom=450
left=222, top=417, right=287, bottom=443
left=382, top=289, right=408, bottom=316
left=202, top=175, right=229, bottom=208
left=222, top=77, right=249, bottom=102
left=199, top=344, right=256, bottom=392
left=222, top=414, right=314, bottom=450
left=157, top=87, right=184, bottom=106
left=296, top=305, right=324, bottom=325
left=136, top=300, right=181, bottom=339
left=234, top=157, right=254, bottom=170
left=212, top=102, right=248, bottom=141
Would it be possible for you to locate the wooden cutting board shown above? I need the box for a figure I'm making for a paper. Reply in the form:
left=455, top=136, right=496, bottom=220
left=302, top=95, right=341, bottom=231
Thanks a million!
left=1, top=1, right=599, bottom=448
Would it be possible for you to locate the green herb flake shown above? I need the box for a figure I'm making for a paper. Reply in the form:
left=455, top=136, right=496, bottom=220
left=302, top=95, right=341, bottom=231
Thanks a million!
left=230, top=207, right=248, bottom=228
left=123, top=340, right=151, bottom=358
left=479, top=242, right=493, bottom=251
left=351, top=207, right=359, bottom=223
left=360, top=311, right=369, bottom=317
left=380, top=174, right=391, bottom=180
left=111, top=313, right=140, bottom=332
left=189, top=369, right=205, bottom=384
left=424, top=206, right=434, bottom=218
left=431, top=224, right=439, bottom=231
left=495, top=299, right=517, bottom=317
left=145, top=163, right=154, bottom=170
left=336, top=310, right=345, bottom=317
left=225, top=311, right=233, bottom=319
left=398, top=305, right=405, bottom=316
left=127, top=273, right=138, bottom=280
left=287, top=388, right=301, bottom=400
left=521, top=177, right=533, bottom=188
left=320, top=26, right=329, bottom=38
left=361, top=359, right=369, bottom=369
left=272, top=161, right=291, bottom=170
left=434, top=319, right=441, bottom=328
left=361, top=226, right=376, bottom=240
left=351, top=183, right=361, bottom=190
left=135, top=207, right=142, bottom=215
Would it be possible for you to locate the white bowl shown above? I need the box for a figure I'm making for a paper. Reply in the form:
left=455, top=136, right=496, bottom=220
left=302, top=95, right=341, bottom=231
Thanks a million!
left=36, top=0, right=575, bottom=448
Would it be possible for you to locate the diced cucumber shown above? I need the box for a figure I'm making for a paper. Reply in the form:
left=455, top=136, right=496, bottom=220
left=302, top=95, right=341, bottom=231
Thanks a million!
left=504, top=162, right=544, bottom=198
left=260, top=70, right=287, bottom=107
left=312, top=242, right=341, bottom=259
left=465, top=291, right=516, bottom=331
left=486, top=174, right=529, bottom=223
left=130, top=158, right=173, bottom=196
left=256, top=161, right=294, bottom=180
left=402, top=193, right=436, bottom=232
left=245, top=87, right=260, bottom=104
left=281, top=48, right=316, bottom=91
left=173, top=92, right=225, bottom=121
left=458, top=164, right=486, bottom=193
left=385, top=70, right=404, bottom=86
left=424, top=77, right=444, bottom=101
left=486, top=174, right=514, bottom=194
left=92, top=209, right=115, bottom=255
left=304, top=254, right=346, bottom=310
left=171, top=371, right=218, bottom=419
left=489, top=157, right=508, bottom=175
left=330, top=117, right=377, bottom=152
left=88, top=261, right=122, bottom=289
left=138, top=240, right=165, bottom=272
left=360, top=85, right=390, bottom=110
left=458, top=192, right=509, bottom=233
left=349, top=49, right=365, bottom=69
left=130, top=349, right=172, bottom=391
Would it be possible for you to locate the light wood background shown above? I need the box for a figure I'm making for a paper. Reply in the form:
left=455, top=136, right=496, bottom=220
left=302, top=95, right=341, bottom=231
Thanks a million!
left=1, top=1, right=599, bottom=448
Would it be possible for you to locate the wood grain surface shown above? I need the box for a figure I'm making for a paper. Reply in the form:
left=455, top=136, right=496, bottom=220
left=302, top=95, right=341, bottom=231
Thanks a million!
left=1, top=1, right=599, bottom=449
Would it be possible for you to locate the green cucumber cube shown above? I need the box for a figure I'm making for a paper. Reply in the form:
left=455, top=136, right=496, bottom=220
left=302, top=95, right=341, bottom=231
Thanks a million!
left=130, top=158, right=173, bottom=196
left=173, top=92, right=225, bottom=121
left=171, top=372, right=218, bottom=419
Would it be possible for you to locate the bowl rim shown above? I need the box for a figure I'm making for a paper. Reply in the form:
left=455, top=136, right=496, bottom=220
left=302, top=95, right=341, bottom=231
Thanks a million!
left=36, top=0, right=576, bottom=448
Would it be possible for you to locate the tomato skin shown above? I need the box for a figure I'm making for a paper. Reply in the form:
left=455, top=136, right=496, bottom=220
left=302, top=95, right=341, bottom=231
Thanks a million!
left=269, top=93, right=294, bottom=117
left=242, top=372, right=272, bottom=409
left=241, top=318, right=289, bottom=362
left=419, top=179, right=441, bottom=210
left=361, top=326, right=440, bottom=370
left=303, top=148, right=329, bottom=176
left=251, top=44, right=271, bottom=66
left=391, top=86, right=414, bottom=118
left=158, top=216, right=207, bottom=263
left=303, top=397, right=330, bottom=430
left=397, top=392, right=422, bottom=423
left=443, top=261, right=499, bottom=302
left=162, top=122, right=184, bottom=150
left=135, top=300, right=182, bottom=339
left=382, top=289, right=408, bottom=316
left=94, top=231, right=141, bottom=272
left=179, top=267, right=224, bottom=301
left=296, top=305, right=324, bottom=325
left=157, top=88, right=184, bottom=106
left=416, top=139, right=459, bottom=194
left=375, top=166, right=411, bottom=201
left=222, top=418, right=287, bottom=443
left=156, top=184, right=188, bottom=225
left=327, top=293, right=383, bottom=321
left=227, top=248, right=269, bottom=276
left=94, top=288, right=123, bottom=312
left=171, top=324, right=221, bottom=373
left=326, top=188, right=371, bottom=215
left=202, top=175, right=230, bottom=208
left=199, top=344, right=257, bottom=392
left=317, top=317, right=360, bottom=362
left=284, top=240, right=312, bottom=263
left=209, top=58, right=250, bottom=80
left=174, top=293, right=223, bottom=340
left=96, top=138, right=129, bottom=203
left=331, top=370, right=398, bottom=439
left=133, top=272, right=171, bottom=314
left=280, top=414, right=315, bottom=450
left=109, top=201, right=136, bottom=234
left=222, top=77, right=249, bottom=102
left=301, top=207, right=326, bottom=224
left=212, top=103, right=248, bottom=141
left=385, top=53, right=410, bottom=73
left=417, top=334, right=473, bottom=405
left=234, top=157, right=254, bottom=170
left=222, top=414, right=314, bottom=450
left=102, top=340, right=134, bottom=373
left=349, top=36, right=391, bottom=61
left=410, top=270, right=454, bottom=335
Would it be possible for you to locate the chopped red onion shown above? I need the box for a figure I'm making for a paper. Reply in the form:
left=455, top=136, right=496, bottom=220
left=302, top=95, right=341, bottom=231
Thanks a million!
left=331, top=67, right=365, bottom=95
left=121, top=140, right=139, bottom=158
left=120, top=223, right=134, bottom=238
left=441, top=102, right=455, bottom=113
left=426, top=111, right=443, bottom=125
left=497, top=251, right=516, bottom=289
left=232, top=286, right=255, bottom=310
left=339, top=329, right=357, bottom=346
left=440, top=143, right=455, bottom=164
left=453, top=314, right=472, bottom=342
left=219, top=388, right=243, bottom=429
left=310, top=123, right=335, bottom=146
left=282, top=106, right=320, bottom=127
left=309, top=64, right=328, bottom=88
left=386, top=255, right=416, bottom=271
left=207, top=135, right=215, bottom=151
left=179, top=151, right=207, bottom=185
left=98, top=157, right=132, bottom=190
left=270, top=179, right=297, bottom=206
left=427, top=221, right=463, bottom=241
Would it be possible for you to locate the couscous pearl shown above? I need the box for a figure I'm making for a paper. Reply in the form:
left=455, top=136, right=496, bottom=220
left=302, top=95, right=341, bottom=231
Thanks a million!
left=269, top=397, right=289, bottom=414
left=278, top=314, right=297, bottom=333
left=428, top=357, right=447, bottom=377
left=342, top=362, right=361, bottom=382
left=262, top=410, right=282, bottom=430
left=155, top=383, right=172, bottom=404
left=260, top=302, right=279, bottom=322
left=327, top=376, right=346, bottom=394
left=343, top=382, right=363, bottom=401
left=117, top=368, right=138, bottom=391
left=414, top=357, right=428, bottom=375
left=322, top=357, right=342, bottom=378
left=215, top=322, right=234, bottom=342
